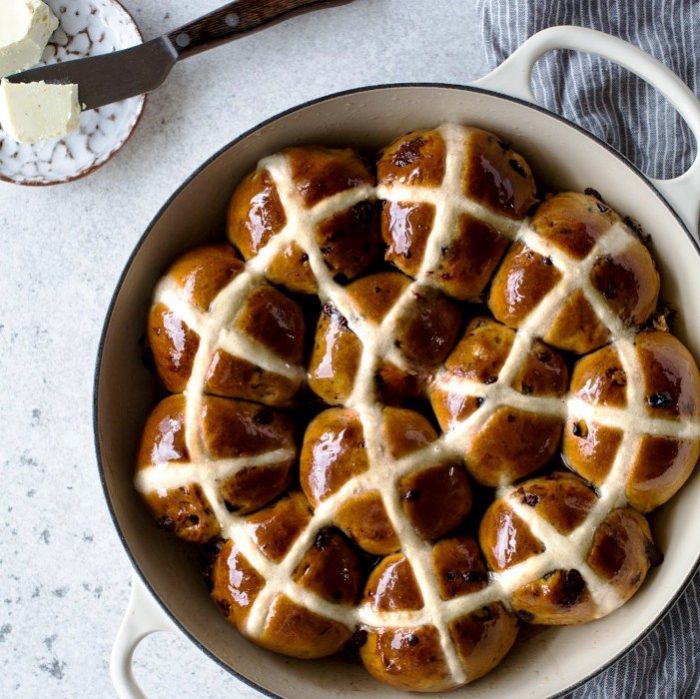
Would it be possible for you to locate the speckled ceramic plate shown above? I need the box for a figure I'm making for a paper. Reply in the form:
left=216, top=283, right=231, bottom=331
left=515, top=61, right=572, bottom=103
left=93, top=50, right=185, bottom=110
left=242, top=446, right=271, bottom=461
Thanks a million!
left=0, top=0, right=144, bottom=186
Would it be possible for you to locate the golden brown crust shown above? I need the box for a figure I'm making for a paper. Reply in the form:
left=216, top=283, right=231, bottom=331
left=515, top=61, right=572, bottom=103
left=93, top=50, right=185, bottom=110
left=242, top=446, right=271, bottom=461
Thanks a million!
left=246, top=492, right=312, bottom=562
left=361, top=540, right=519, bottom=691
left=530, top=191, right=616, bottom=259
left=286, top=146, right=373, bottom=207
left=510, top=473, right=597, bottom=535
left=469, top=408, right=563, bottom=486
left=141, top=483, right=220, bottom=543
left=398, top=463, right=472, bottom=541
left=378, top=128, right=447, bottom=187
left=136, top=394, right=189, bottom=468
left=510, top=570, right=597, bottom=625
left=258, top=594, right=352, bottom=659
left=379, top=127, right=536, bottom=303
left=349, top=271, right=408, bottom=323
left=544, top=290, right=611, bottom=353
left=562, top=421, right=624, bottom=487
left=565, top=331, right=700, bottom=511
left=315, top=200, right=380, bottom=280
left=227, top=146, right=378, bottom=293
left=432, top=535, right=513, bottom=673
left=589, top=247, right=659, bottom=327
left=227, top=170, right=286, bottom=259
left=334, top=490, right=399, bottom=556
left=382, top=201, right=434, bottom=277
left=233, top=285, right=304, bottom=363
left=308, top=272, right=462, bottom=405
left=148, top=245, right=306, bottom=405
left=481, top=476, right=656, bottom=625
left=292, top=528, right=362, bottom=605
left=479, top=500, right=545, bottom=571
left=489, top=241, right=562, bottom=327
left=626, top=435, right=700, bottom=512
left=300, top=409, right=369, bottom=506
left=166, top=243, right=245, bottom=310
left=390, top=283, right=463, bottom=372
left=266, top=241, right=318, bottom=294
left=586, top=508, right=655, bottom=598
left=432, top=537, right=488, bottom=600
left=569, top=344, right=628, bottom=408
left=136, top=395, right=296, bottom=534
left=148, top=303, right=200, bottom=393
left=430, top=215, right=510, bottom=301
left=637, top=330, right=700, bottom=420
left=449, top=604, right=518, bottom=683
left=211, top=540, right=265, bottom=629
left=361, top=550, right=452, bottom=692
left=360, top=625, right=454, bottom=693
left=308, top=307, right=362, bottom=405
left=463, top=128, right=537, bottom=219
left=203, top=350, right=301, bottom=406
left=490, top=192, right=660, bottom=353
left=431, top=318, right=567, bottom=486
left=212, top=529, right=360, bottom=659
left=385, top=408, right=474, bottom=540
left=366, top=554, right=424, bottom=611
left=383, top=406, right=436, bottom=457
left=199, top=396, right=294, bottom=462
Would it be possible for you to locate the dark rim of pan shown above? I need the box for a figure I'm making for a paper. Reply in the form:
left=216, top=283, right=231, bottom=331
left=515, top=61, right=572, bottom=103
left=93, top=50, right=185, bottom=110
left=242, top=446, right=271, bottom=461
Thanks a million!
left=92, top=82, right=700, bottom=699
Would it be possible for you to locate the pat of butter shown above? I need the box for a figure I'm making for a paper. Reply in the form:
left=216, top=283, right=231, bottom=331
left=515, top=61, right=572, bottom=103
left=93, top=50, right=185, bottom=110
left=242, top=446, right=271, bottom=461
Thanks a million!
left=0, top=78, right=80, bottom=143
left=0, top=0, right=59, bottom=78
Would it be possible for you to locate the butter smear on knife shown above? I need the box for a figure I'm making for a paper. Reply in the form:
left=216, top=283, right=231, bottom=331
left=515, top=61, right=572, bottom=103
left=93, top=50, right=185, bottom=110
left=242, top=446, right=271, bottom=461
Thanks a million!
left=0, top=78, right=80, bottom=143
left=0, top=0, right=58, bottom=78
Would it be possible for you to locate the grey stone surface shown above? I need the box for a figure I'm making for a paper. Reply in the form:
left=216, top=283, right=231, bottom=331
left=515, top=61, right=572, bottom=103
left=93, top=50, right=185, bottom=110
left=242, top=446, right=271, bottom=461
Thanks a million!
left=0, top=1, right=487, bottom=696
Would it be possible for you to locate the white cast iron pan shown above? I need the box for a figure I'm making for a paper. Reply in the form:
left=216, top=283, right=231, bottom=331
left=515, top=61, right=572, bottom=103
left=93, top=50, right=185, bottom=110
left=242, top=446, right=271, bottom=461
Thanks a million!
left=94, top=26, right=700, bottom=699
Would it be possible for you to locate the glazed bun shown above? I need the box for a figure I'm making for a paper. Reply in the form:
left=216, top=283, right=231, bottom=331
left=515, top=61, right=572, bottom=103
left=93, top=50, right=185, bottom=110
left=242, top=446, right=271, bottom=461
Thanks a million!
left=360, top=539, right=517, bottom=692
left=431, top=317, right=568, bottom=486
left=308, top=271, right=462, bottom=404
left=489, top=191, right=660, bottom=354
left=227, top=146, right=380, bottom=294
left=479, top=473, right=658, bottom=624
left=135, top=395, right=296, bottom=540
left=378, top=125, right=537, bottom=301
left=300, top=407, right=472, bottom=554
left=148, top=244, right=306, bottom=405
left=563, top=330, right=700, bottom=512
left=360, top=553, right=455, bottom=692
left=211, top=498, right=362, bottom=658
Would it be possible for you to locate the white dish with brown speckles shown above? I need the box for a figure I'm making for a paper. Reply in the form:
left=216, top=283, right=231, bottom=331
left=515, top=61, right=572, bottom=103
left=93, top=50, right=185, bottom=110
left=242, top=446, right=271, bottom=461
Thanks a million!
left=0, top=0, right=144, bottom=186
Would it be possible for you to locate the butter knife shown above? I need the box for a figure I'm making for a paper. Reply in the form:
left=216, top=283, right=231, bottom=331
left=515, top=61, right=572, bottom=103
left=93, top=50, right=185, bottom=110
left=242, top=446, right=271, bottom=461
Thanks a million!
left=7, top=0, right=354, bottom=110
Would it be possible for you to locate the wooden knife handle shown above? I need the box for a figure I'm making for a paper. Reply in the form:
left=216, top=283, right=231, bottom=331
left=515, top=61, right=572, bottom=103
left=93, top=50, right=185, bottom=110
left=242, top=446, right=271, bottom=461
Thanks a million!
left=168, top=0, right=355, bottom=59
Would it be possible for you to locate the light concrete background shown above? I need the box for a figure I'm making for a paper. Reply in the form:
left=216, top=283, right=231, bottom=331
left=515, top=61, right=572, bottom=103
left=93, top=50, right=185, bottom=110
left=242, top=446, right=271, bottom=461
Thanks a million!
left=0, top=1, right=489, bottom=696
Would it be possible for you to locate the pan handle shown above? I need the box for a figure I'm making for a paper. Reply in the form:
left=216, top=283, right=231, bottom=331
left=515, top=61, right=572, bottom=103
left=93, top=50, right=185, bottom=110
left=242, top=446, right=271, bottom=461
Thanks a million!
left=111, top=575, right=177, bottom=699
left=473, top=26, right=700, bottom=239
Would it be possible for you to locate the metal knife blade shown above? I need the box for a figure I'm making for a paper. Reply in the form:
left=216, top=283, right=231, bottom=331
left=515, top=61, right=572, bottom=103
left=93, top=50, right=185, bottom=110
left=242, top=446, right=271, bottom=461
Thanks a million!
left=7, top=37, right=178, bottom=111
left=5, top=0, right=355, bottom=112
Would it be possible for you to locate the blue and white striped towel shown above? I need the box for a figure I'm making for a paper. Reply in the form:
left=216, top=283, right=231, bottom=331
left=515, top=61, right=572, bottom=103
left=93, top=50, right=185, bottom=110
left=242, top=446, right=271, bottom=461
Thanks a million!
left=478, top=0, right=699, bottom=180
left=477, top=2, right=700, bottom=697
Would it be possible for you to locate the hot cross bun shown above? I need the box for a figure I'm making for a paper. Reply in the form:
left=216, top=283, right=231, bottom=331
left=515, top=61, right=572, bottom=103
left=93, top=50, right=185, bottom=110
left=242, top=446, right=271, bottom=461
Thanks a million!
left=135, top=126, right=700, bottom=693
left=148, top=244, right=306, bottom=406
left=489, top=191, right=660, bottom=354
left=479, top=473, right=657, bottom=625
left=227, top=146, right=380, bottom=294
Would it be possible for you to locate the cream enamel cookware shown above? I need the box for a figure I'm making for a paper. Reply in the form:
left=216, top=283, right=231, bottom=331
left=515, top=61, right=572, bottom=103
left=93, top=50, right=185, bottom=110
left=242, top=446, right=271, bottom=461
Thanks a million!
left=94, top=26, right=700, bottom=699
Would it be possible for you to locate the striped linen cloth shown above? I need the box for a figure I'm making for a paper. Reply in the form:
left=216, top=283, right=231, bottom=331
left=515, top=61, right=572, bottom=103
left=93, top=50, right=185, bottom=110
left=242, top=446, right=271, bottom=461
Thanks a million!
left=476, top=2, right=700, bottom=697
left=477, top=0, right=699, bottom=179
